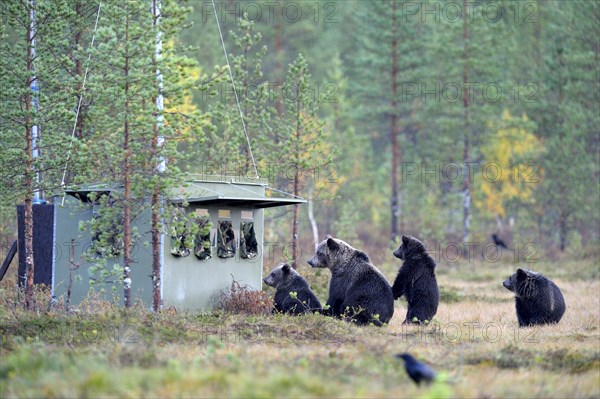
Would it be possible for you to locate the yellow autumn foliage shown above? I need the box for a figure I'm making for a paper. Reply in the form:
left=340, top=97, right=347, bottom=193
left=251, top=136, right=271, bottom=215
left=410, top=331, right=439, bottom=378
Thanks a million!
left=162, top=39, right=202, bottom=139
left=298, top=112, right=344, bottom=200
left=475, top=109, right=543, bottom=218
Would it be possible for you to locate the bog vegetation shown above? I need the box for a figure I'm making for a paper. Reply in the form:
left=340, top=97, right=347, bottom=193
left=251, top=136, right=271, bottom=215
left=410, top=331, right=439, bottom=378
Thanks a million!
left=1, top=257, right=599, bottom=398
left=0, top=1, right=598, bottom=397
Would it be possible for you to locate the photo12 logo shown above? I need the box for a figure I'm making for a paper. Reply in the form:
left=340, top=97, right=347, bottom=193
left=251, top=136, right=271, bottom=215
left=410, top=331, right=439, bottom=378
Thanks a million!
left=200, top=81, right=339, bottom=105
left=202, top=1, right=339, bottom=24
left=401, top=162, right=541, bottom=184
left=428, top=240, right=540, bottom=264
left=400, top=1, right=539, bottom=24
left=399, top=82, right=539, bottom=104
left=0, top=321, right=139, bottom=346
left=398, top=321, right=539, bottom=344
left=196, top=161, right=340, bottom=186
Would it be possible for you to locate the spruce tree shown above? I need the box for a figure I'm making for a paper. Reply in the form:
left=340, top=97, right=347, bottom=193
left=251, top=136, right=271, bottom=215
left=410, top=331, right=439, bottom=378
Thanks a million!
left=349, top=0, right=427, bottom=242
left=533, top=0, right=599, bottom=250
left=418, top=0, right=510, bottom=246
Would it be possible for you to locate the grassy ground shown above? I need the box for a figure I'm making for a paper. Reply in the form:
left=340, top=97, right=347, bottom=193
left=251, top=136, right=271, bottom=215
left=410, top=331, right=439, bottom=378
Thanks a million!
left=1, top=256, right=599, bottom=398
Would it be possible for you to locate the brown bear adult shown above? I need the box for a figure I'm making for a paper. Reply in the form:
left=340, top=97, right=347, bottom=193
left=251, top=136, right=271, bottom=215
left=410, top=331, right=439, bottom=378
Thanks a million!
left=263, top=262, right=322, bottom=315
left=502, top=268, right=566, bottom=327
left=392, top=235, right=439, bottom=324
left=308, top=235, right=394, bottom=326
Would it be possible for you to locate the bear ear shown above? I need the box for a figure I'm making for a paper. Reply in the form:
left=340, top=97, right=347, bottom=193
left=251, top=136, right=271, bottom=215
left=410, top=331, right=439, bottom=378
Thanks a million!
left=282, top=263, right=291, bottom=273
left=401, top=235, right=410, bottom=245
left=327, top=237, right=339, bottom=251
left=516, top=268, right=528, bottom=279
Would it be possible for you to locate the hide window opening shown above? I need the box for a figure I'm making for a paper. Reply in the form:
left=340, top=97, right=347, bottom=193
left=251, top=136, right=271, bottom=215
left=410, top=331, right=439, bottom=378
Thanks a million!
left=89, top=196, right=123, bottom=258
left=217, top=220, right=236, bottom=258
left=90, top=218, right=124, bottom=258
left=239, top=221, right=258, bottom=259
left=194, top=214, right=212, bottom=260
left=169, top=210, right=195, bottom=258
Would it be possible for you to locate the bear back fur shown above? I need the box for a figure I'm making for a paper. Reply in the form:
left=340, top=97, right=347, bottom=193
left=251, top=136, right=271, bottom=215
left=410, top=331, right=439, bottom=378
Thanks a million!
left=392, top=235, right=439, bottom=323
left=308, top=236, right=394, bottom=326
left=503, top=268, right=565, bottom=327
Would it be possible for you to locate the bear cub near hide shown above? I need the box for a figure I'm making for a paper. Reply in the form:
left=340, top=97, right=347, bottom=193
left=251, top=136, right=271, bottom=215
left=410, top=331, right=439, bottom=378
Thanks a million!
left=263, top=262, right=322, bottom=314
left=392, top=235, right=439, bottom=324
left=502, top=268, right=566, bottom=327
left=308, top=235, right=394, bottom=326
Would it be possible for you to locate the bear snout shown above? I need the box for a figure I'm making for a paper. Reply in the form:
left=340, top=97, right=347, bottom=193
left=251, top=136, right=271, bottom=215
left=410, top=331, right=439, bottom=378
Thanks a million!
left=502, top=279, right=513, bottom=291
left=307, top=257, right=317, bottom=268
left=263, top=276, right=274, bottom=287
left=393, top=249, right=403, bottom=259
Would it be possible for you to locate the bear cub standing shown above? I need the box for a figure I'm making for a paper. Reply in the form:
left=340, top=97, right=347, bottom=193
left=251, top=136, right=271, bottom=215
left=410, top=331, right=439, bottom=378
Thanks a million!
left=263, top=262, right=322, bottom=314
left=392, top=235, right=439, bottom=324
left=502, top=268, right=566, bottom=327
left=308, top=235, right=394, bottom=326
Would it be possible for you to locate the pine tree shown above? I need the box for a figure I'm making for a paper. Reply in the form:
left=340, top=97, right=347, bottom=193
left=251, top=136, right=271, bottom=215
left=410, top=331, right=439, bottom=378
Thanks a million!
left=277, top=54, right=327, bottom=268
left=82, top=0, right=205, bottom=308
left=0, top=0, right=76, bottom=308
left=202, top=15, right=273, bottom=176
left=321, top=53, right=367, bottom=242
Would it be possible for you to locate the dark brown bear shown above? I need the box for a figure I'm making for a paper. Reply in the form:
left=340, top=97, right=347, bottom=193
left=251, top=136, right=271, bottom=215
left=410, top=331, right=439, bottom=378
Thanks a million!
left=263, top=262, right=322, bottom=314
left=502, top=268, right=566, bottom=327
left=392, top=235, right=439, bottom=324
left=308, top=236, right=394, bottom=326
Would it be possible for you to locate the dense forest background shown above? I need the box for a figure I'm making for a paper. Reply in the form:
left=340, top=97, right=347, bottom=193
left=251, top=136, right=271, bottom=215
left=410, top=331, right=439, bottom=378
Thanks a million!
left=1, top=0, right=599, bottom=270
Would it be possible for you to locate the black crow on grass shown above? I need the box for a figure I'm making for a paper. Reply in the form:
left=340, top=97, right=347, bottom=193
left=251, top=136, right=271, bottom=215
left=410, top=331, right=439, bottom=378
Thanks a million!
left=395, top=353, right=436, bottom=385
left=492, top=234, right=508, bottom=249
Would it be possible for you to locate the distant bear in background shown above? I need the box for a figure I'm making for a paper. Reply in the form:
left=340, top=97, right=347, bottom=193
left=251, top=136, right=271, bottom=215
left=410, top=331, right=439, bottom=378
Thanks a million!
left=502, top=268, right=566, bottom=327
left=392, top=235, right=439, bottom=324
left=308, top=236, right=394, bottom=326
left=263, top=263, right=322, bottom=314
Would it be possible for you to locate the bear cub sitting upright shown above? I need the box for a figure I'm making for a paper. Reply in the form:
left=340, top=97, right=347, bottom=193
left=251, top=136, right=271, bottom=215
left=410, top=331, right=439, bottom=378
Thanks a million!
left=308, top=235, right=394, bottom=326
left=502, top=268, right=566, bottom=327
left=392, top=235, right=439, bottom=324
left=263, top=262, right=322, bottom=315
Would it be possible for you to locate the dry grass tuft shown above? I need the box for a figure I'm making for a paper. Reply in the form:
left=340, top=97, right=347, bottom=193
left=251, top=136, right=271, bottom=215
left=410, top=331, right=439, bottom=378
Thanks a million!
left=218, top=278, right=274, bottom=315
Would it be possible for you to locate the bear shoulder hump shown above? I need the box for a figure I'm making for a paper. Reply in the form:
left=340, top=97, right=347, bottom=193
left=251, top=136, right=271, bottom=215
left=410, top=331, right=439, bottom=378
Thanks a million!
left=354, top=250, right=370, bottom=263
